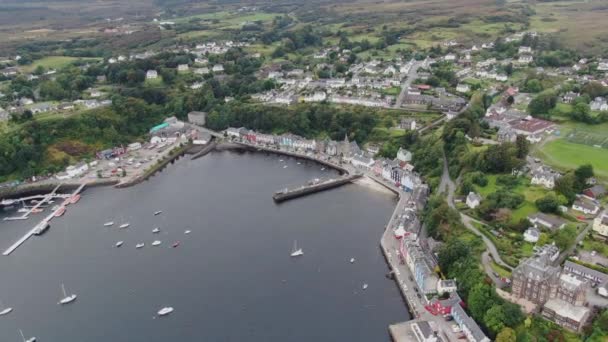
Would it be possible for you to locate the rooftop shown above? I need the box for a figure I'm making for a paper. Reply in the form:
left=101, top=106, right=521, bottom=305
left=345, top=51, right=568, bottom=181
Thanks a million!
left=544, top=298, right=590, bottom=322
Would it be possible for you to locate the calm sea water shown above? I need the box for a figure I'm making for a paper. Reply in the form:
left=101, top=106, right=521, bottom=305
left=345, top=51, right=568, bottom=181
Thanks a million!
left=0, top=150, right=409, bottom=341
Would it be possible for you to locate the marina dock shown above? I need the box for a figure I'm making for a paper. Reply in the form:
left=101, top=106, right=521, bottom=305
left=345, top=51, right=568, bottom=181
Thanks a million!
left=3, top=183, right=86, bottom=256
left=272, top=174, right=362, bottom=202
left=3, top=183, right=66, bottom=221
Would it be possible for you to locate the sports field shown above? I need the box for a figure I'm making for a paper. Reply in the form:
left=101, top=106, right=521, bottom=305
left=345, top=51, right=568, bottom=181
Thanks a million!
left=536, top=139, right=608, bottom=180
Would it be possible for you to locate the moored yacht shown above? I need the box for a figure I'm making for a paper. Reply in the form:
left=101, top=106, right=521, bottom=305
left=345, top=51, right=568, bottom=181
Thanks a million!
left=58, top=284, right=77, bottom=305
left=19, top=329, right=36, bottom=342
left=119, top=223, right=130, bottom=229
left=152, top=240, right=161, bottom=246
left=103, top=221, right=114, bottom=227
left=290, top=240, right=303, bottom=257
left=157, top=307, right=174, bottom=316
left=136, top=243, right=145, bottom=249
left=154, top=210, right=162, bottom=216
left=115, top=241, right=124, bottom=248
left=152, top=228, right=160, bottom=234
left=0, top=300, right=13, bottom=316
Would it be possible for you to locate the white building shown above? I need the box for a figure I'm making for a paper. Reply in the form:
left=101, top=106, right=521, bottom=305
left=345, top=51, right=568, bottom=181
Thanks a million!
left=437, top=279, right=457, bottom=294
left=572, top=198, right=600, bottom=216
left=593, top=210, right=608, bottom=237
left=396, top=148, right=412, bottom=162
left=524, top=227, right=540, bottom=243
left=466, top=192, right=482, bottom=209
left=456, top=84, right=470, bottom=93
left=590, top=97, right=608, bottom=111
left=66, top=162, right=89, bottom=178
left=212, top=64, right=224, bottom=73
left=518, top=55, right=533, bottom=64
left=519, top=46, right=532, bottom=54
left=177, top=64, right=189, bottom=72
left=146, top=70, right=158, bottom=79
left=531, top=170, right=558, bottom=189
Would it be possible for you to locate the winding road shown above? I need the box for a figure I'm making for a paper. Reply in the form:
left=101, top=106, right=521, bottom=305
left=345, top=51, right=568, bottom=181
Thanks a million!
left=440, top=153, right=513, bottom=272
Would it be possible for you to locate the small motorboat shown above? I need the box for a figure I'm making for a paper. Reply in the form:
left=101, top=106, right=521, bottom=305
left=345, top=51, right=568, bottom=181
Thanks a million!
left=290, top=240, right=303, bottom=257
left=184, top=230, right=191, bottom=234
left=152, top=228, right=160, bottom=234
left=362, top=283, right=368, bottom=290
left=0, top=300, right=13, bottom=316
left=321, top=167, right=325, bottom=171
left=283, top=165, right=288, bottom=169
left=152, top=240, right=161, bottom=246
left=19, top=329, right=36, bottom=342
left=172, top=241, right=180, bottom=248
left=157, top=307, right=174, bottom=316
left=31, top=208, right=43, bottom=214
left=154, top=211, right=162, bottom=216
left=279, top=159, right=284, bottom=162
left=115, top=241, right=124, bottom=248
left=58, top=284, right=77, bottom=305
left=119, top=223, right=130, bottom=229
left=350, top=258, right=356, bottom=264
left=103, top=221, right=114, bottom=227
left=54, top=206, right=66, bottom=217
left=297, top=162, right=301, bottom=165
left=136, top=243, right=145, bottom=249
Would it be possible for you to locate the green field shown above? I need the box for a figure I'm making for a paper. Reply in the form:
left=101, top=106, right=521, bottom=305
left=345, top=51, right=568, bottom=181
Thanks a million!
left=22, top=56, right=100, bottom=73
left=537, top=139, right=608, bottom=180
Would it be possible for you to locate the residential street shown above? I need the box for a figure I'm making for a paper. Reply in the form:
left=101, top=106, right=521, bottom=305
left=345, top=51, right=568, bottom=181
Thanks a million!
left=394, top=61, right=422, bottom=108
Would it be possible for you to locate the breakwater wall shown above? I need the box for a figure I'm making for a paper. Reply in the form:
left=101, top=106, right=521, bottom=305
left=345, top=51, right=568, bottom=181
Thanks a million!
left=272, top=174, right=362, bottom=203
left=0, top=179, right=118, bottom=201
left=191, top=140, right=217, bottom=160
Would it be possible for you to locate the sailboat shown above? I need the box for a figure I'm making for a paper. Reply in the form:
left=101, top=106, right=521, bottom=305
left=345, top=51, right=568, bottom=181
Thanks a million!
left=154, top=211, right=162, bottom=216
left=19, top=329, right=36, bottom=342
left=58, top=284, right=77, bottom=305
left=152, top=240, right=161, bottom=246
left=350, top=258, right=356, bottom=263
left=115, top=241, right=124, bottom=248
left=119, top=223, right=130, bottom=229
left=184, top=230, right=191, bottom=234
left=0, top=300, right=13, bottom=316
left=136, top=243, right=145, bottom=249
left=103, top=221, right=114, bottom=227
left=362, top=283, right=368, bottom=290
left=290, top=240, right=303, bottom=257
left=152, top=228, right=160, bottom=234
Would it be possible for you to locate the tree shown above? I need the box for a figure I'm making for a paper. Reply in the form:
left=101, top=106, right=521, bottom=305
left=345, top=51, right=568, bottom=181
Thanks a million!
left=468, top=284, right=494, bottom=321
left=515, top=135, right=529, bottom=159
left=575, top=164, right=594, bottom=184
left=484, top=304, right=507, bottom=334
left=553, top=225, right=577, bottom=250
left=535, top=193, right=560, bottom=213
left=528, top=91, right=557, bottom=118
left=495, top=327, right=516, bottom=342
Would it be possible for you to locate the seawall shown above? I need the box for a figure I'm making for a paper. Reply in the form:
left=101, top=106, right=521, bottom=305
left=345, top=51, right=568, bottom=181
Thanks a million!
left=272, top=174, right=362, bottom=202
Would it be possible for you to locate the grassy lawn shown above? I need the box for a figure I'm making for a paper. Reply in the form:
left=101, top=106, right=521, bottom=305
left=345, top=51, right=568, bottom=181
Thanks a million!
left=22, top=56, right=100, bottom=73
left=536, top=139, right=608, bottom=180
left=490, top=261, right=512, bottom=278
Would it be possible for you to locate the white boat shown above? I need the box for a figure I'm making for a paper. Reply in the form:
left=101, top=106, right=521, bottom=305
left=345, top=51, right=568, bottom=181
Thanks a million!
left=290, top=240, right=303, bottom=257
left=136, top=243, right=145, bottom=249
left=297, top=162, right=301, bottom=165
left=154, top=211, right=162, bottom=216
left=0, top=300, right=13, bottom=316
left=184, top=230, right=191, bottom=234
left=321, top=167, right=325, bottom=171
left=152, top=240, right=161, bottom=246
left=350, top=258, right=355, bottom=263
left=115, top=241, right=124, bottom=248
left=152, top=228, right=160, bottom=234
left=19, top=329, right=36, bottom=342
left=279, top=159, right=284, bottom=162
left=157, top=307, right=174, bottom=316
left=283, top=165, right=288, bottom=169
left=119, top=223, right=130, bottom=229
left=58, top=284, right=77, bottom=305
left=103, top=221, right=114, bottom=227
left=362, top=283, right=368, bottom=290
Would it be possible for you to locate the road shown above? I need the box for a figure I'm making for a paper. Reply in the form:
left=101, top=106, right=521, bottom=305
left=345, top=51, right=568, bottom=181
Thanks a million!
left=394, top=60, right=422, bottom=108
left=379, top=185, right=463, bottom=341
left=440, top=153, right=514, bottom=274
left=557, top=221, right=592, bottom=265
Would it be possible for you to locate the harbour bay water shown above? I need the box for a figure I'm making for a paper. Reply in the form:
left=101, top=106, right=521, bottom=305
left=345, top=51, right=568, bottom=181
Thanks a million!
left=0, top=150, right=409, bottom=341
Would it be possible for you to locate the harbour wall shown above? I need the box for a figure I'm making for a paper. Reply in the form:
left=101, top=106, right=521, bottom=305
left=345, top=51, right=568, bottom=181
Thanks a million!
left=272, top=174, right=362, bottom=203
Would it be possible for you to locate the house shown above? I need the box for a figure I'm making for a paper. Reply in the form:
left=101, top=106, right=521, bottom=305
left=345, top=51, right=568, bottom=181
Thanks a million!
left=563, top=260, right=608, bottom=286
left=590, top=97, right=608, bottom=111
left=451, top=304, right=491, bottom=342
left=444, top=53, right=457, bottom=61
left=226, top=127, right=246, bottom=138
left=30, top=102, right=56, bottom=114
left=437, top=279, right=457, bottom=294
left=212, top=64, right=224, bottom=73
left=511, top=117, right=555, bottom=136
left=128, top=142, right=142, bottom=151
left=466, top=192, right=482, bottom=209
left=396, top=148, right=412, bottom=162
left=519, top=46, right=532, bottom=54
left=400, top=118, right=417, bottom=131
left=351, top=154, right=375, bottom=170
left=497, top=126, right=517, bottom=143
left=563, top=92, right=579, bottom=104
left=572, top=197, right=600, bottom=216
left=592, top=210, right=608, bottom=237
left=146, top=70, right=158, bottom=79
left=598, top=59, right=608, bottom=72
left=542, top=298, right=590, bottom=332
left=584, top=185, right=606, bottom=199
left=177, top=64, right=189, bottom=72
left=528, top=213, right=567, bottom=231
left=190, top=82, right=203, bottom=89
left=518, top=55, right=533, bottom=64
left=531, top=169, right=559, bottom=189
left=187, top=111, right=207, bottom=126
left=19, top=98, right=34, bottom=106
left=523, top=227, right=540, bottom=243
left=511, top=247, right=561, bottom=304
left=456, top=83, right=470, bottom=93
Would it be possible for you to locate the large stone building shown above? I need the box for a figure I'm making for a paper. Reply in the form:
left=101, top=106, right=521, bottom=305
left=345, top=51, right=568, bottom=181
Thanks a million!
left=511, top=245, right=561, bottom=304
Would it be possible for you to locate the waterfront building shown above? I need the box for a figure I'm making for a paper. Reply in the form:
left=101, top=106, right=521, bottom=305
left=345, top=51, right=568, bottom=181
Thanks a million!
left=436, top=279, right=457, bottom=294
left=451, top=304, right=490, bottom=342
left=351, top=154, right=375, bottom=170
left=226, top=127, right=246, bottom=138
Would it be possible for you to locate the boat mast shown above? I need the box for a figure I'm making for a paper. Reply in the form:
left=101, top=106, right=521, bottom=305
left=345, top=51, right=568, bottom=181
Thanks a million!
left=62, top=284, right=67, bottom=297
left=19, top=330, right=26, bottom=342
